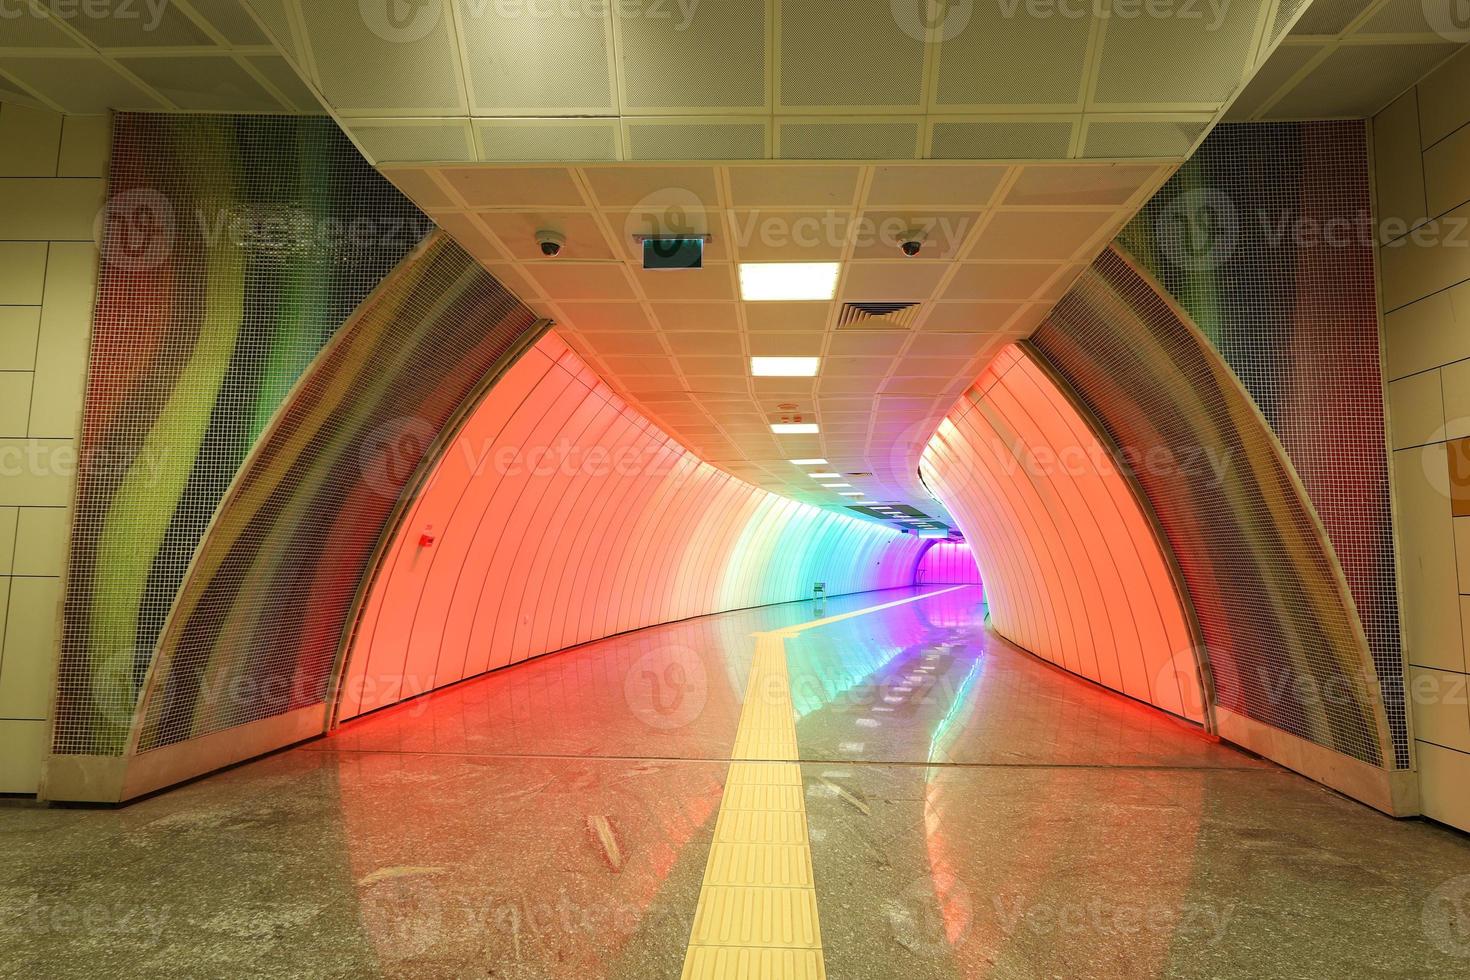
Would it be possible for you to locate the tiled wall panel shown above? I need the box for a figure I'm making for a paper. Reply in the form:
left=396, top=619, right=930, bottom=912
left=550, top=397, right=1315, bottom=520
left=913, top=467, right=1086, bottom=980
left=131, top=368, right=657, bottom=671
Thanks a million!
left=1375, top=46, right=1470, bottom=832
left=0, top=102, right=108, bottom=793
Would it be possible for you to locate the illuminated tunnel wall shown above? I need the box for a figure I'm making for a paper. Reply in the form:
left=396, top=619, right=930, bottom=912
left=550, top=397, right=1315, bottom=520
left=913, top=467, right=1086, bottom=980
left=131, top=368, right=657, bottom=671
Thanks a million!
left=339, top=331, right=925, bottom=721
left=920, top=345, right=1206, bottom=724
left=914, top=541, right=983, bottom=587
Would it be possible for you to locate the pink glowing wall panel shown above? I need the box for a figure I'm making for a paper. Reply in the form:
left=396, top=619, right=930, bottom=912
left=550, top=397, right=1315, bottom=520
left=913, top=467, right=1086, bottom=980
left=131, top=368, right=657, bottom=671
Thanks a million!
left=920, top=344, right=1204, bottom=722
left=339, top=333, right=925, bottom=720
left=914, top=541, right=983, bottom=586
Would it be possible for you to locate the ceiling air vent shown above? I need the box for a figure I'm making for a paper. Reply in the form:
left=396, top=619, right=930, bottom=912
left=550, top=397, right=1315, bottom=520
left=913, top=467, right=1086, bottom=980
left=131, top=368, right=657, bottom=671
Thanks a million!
left=837, top=301, right=920, bottom=330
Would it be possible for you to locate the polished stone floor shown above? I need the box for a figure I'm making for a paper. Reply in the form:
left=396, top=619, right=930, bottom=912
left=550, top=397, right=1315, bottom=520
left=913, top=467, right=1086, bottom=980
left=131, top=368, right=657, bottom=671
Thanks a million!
left=4, top=585, right=1469, bottom=978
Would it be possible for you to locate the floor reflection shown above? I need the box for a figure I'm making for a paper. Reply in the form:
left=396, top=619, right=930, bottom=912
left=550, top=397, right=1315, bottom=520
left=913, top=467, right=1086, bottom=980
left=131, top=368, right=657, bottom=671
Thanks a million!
left=4, top=585, right=1469, bottom=978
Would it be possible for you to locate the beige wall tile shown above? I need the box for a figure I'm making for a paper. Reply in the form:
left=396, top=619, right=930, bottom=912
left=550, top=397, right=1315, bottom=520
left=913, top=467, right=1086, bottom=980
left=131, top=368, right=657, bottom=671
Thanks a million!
left=1417, top=45, right=1470, bottom=150
left=0, top=307, right=41, bottom=371
left=1387, top=370, right=1445, bottom=449
left=1417, top=740, right=1470, bottom=832
left=0, top=372, right=32, bottom=436
left=12, top=507, right=66, bottom=577
left=1424, top=123, right=1470, bottom=221
left=0, top=102, right=61, bottom=178
left=0, top=243, right=48, bottom=304
left=0, top=507, right=15, bottom=575
left=1394, top=445, right=1465, bottom=671
left=1373, top=90, right=1427, bottom=241
left=1442, top=358, right=1470, bottom=440
left=0, top=719, right=45, bottom=794
left=1378, top=203, right=1470, bottom=312
left=1409, top=666, right=1470, bottom=752
left=0, top=575, right=55, bottom=719
left=1383, top=283, right=1470, bottom=380
left=1456, top=517, right=1470, bottom=593
left=0, top=178, right=106, bottom=242
left=57, top=115, right=111, bottom=179
left=0, top=439, right=75, bottom=506
left=29, top=242, right=96, bottom=439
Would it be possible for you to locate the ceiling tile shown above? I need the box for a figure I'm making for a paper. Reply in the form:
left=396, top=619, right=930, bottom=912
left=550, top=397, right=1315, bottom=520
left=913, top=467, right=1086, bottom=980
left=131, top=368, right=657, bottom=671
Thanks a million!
left=526, top=262, right=636, bottom=300
left=476, top=211, right=616, bottom=261
left=634, top=265, right=735, bottom=301
left=650, top=302, right=741, bottom=331
left=550, top=302, right=654, bottom=331
left=850, top=210, right=982, bottom=261
left=440, top=166, right=585, bottom=207
left=728, top=210, right=850, bottom=261
left=744, top=302, right=832, bottom=331
left=865, top=165, right=1008, bottom=207
left=917, top=302, right=1023, bottom=333
left=747, top=334, right=824, bottom=356
left=665, top=332, right=745, bottom=356
left=965, top=211, right=1114, bottom=261
left=727, top=166, right=864, bottom=207
left=581, top=166, right=721, bottom=207
left=841, top=262, right=948, bottom=300
left=1003, top=165, right=1160, bottom=207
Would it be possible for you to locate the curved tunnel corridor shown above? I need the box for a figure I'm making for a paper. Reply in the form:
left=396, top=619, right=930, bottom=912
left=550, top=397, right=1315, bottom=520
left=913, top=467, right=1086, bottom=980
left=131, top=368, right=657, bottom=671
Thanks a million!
left=5, top=4, right=1470, bottom=976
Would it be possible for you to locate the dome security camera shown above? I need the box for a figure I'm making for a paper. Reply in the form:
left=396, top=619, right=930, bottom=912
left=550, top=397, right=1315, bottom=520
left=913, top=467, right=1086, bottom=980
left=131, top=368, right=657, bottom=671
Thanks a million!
left=900, top=239, right=923, bottom=257
left=536, top=230, right=566, bottom=257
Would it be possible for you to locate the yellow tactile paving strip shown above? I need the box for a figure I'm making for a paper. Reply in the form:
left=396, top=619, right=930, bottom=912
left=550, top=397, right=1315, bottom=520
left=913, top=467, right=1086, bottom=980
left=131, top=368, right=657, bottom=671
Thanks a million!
left=681, top=587, right=967, bottom=979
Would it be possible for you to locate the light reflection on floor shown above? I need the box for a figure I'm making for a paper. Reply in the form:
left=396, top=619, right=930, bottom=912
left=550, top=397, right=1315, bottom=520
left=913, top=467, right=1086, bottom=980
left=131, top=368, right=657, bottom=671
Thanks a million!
left=4, top=585, right=1470, bottom=978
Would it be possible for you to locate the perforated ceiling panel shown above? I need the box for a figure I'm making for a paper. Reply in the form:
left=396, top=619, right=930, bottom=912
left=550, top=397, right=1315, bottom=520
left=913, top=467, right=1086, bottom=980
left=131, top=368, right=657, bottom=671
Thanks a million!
left=455, top=0, right=615, bottom=113
left=619, top=0, right=766, bottom=110
left=235, top=0, right=1304, bottom=164
left=1092, top=0, right=1267, bottom=106
left=1230, top=0, right=1470, bottom=121
left=778, top=0, right=925, bottom=109
left=0, top=0, right=322, bottom=114
left=377, top=159, right=1173, bottom=518
left=935, top=9, right=1090, bottom=108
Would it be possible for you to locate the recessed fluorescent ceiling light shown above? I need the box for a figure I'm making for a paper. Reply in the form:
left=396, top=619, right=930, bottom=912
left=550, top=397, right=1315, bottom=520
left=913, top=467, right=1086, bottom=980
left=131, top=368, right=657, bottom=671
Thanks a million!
left=856, top=500, right=878, bottom=505
left=808, top=472, right=840, bottom=479
left=839, top=492, right=863, bottom=497
left=771, top=423, right=819, bottom=434
left=739, top=262, right=840, bottom=301
left=751, top=356, right=820, bottom=377
left=790, top=458, right=827, bottom=466
left=820, top=483, right=852, bottom=488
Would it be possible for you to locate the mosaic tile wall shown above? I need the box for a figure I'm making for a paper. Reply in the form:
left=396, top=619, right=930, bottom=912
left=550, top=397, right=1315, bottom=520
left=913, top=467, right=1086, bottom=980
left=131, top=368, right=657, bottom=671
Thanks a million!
left=1032, top=247, right=1395, bottom=768
left=1116, top=121, right=1405, bottom=766
left=134, top=233, right=542, bottom=750
left=56, top=114, right=428, bottom=754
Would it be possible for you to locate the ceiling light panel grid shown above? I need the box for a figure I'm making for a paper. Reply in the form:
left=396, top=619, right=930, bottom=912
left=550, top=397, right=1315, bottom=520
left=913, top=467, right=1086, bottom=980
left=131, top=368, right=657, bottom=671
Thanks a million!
left=0, top=0, right=321, bottom=114
left=376, top=159, right=1168, bottom=512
